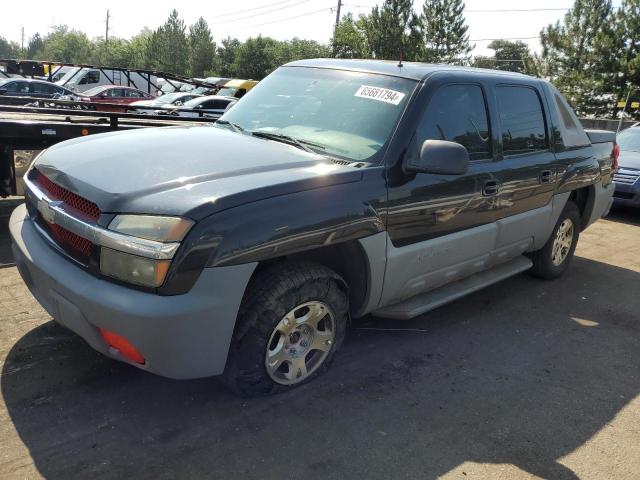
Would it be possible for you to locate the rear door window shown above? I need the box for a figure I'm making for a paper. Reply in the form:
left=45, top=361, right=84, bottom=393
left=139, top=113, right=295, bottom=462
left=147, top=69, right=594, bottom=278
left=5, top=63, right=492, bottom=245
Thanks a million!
left=496, top=86, right=548, bottom=155
left=418, top=84, right=491, bottom=161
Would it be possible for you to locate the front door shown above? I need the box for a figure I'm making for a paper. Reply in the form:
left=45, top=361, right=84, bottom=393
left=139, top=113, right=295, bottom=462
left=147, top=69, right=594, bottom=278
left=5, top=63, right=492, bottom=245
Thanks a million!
left=381, top=78, right=502, bottom=306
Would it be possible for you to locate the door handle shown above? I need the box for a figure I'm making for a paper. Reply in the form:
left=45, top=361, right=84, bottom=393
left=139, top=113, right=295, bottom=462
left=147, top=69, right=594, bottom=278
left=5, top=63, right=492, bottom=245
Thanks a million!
left=540, top=170, right=553, bottom=183
left=483, top=180, right=500, bottom=196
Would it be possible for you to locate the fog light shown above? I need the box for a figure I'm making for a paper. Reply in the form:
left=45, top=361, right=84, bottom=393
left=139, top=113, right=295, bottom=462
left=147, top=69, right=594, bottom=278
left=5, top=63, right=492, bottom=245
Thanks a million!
left=100, top=247, right=170, bottom=287
left=99, top=328, right=145, bottom=364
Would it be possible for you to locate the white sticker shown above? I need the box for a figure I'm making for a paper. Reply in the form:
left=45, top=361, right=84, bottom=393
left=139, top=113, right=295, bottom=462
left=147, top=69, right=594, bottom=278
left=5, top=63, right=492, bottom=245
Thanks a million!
left=354, top=85, right=406, bottom=105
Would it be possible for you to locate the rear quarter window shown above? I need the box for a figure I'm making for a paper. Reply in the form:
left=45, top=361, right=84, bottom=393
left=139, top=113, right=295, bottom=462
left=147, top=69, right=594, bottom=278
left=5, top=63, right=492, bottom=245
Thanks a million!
left=547, top=84, right=590, bottom=149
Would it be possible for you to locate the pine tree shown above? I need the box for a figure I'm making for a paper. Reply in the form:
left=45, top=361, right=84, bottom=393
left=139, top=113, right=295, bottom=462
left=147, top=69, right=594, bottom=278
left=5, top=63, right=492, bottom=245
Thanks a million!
left=147, top=10, right=189, bottom=75
left=420, top=0, right=472, bottom=64
left=540, top=0, right=614, bottom=116
left=361, top=0, right=422, bottom=61
left=332, top=13, right=370, bottom=59
left=188, top=18, right=216, bottom=77
left=612, top=0, right=640, bottom=106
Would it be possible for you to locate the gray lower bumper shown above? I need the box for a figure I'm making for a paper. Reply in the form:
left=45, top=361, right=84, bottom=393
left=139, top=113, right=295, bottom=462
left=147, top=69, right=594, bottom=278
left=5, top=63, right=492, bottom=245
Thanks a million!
left=10, top=204, right=256, bottom=379
left=613, top=181, right=640, bottom=207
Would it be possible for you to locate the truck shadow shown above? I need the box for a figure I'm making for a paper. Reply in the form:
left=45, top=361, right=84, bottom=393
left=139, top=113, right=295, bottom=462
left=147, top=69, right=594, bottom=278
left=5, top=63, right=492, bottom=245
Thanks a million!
left=606, top=204, right=640, bottom=226
left=2, top=256, right=639, bottom=479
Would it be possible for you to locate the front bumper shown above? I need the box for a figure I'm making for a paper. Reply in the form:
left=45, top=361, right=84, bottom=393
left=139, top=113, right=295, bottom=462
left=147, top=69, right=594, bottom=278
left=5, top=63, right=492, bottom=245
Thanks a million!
left=613, top=180, right=640, bottom=208
left=10, top=204, right=256, bottom=379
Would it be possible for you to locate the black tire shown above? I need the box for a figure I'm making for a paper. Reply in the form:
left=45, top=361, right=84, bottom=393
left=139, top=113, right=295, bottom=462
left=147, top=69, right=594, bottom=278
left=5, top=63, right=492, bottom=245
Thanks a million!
left=528, top=200, right=581, bottom=279
left=222, top=261, right=348, bottom=397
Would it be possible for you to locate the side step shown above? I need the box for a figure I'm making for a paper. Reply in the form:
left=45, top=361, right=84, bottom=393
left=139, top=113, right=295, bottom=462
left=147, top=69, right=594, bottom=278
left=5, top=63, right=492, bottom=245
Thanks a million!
left=373, top=256, right=533, bottom=320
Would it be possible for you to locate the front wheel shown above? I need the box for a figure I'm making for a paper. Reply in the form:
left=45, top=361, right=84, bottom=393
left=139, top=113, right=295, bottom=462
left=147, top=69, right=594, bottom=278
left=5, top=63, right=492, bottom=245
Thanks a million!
left=528, top=200, right=581, bottom=279
left=223, top=261, right=348, bottom=396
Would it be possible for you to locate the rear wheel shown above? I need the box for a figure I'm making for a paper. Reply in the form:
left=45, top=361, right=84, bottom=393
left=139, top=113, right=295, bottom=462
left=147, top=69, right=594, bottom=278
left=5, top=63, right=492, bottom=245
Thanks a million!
left=528, top=200, right=581, bottom=279
left=223, top=261, right=348, bottom=396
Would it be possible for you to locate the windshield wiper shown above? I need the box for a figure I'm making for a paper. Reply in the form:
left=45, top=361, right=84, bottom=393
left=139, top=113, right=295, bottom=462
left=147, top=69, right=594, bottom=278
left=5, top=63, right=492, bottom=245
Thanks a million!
left=250, top=131, right=325, bottom=154
left=215, top=119, right=244, bottom=133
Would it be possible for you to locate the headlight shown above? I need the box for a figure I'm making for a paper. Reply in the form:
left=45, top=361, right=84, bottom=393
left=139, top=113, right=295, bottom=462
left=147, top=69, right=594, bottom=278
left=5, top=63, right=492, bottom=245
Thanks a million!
left=100, top=215, right=193, bottom=287
left=100, top=247, right=170, bottom=287
left=108, top=215, right=193, bottom=242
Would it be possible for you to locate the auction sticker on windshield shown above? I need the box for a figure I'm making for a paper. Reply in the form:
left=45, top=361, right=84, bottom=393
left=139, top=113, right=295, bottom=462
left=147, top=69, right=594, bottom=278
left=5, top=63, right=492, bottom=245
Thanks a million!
left=354, top=85, right=406, bottom=105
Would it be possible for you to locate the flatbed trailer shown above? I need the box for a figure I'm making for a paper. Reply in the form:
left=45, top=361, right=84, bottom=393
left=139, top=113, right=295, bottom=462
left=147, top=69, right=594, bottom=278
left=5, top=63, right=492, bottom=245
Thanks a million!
left=0, top=100, right=217, bottom=197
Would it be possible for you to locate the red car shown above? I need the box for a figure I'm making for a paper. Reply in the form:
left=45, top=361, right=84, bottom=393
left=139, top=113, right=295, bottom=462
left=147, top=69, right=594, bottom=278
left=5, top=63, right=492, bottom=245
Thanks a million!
left=80, top=86, right=155, bottom=112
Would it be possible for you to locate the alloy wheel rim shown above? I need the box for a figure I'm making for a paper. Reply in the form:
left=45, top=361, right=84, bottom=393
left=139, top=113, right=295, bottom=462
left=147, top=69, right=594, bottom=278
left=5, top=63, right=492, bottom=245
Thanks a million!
left=265, top=301, right=336, bottom=385
left=552, top=218, right=574, bottom=266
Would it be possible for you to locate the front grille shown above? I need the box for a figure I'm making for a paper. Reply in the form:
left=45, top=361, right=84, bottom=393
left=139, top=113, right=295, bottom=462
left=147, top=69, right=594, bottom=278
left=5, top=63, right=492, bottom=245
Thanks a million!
left=34, top=170, right=100, bottom=221
left=32, top=170, right=101, bottom=264
left=613, top=170, right=640, bottom=185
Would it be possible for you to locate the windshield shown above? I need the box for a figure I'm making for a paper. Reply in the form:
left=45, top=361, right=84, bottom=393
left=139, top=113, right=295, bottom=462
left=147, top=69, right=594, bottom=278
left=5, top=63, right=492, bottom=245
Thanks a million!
left=617, top=128, right=640, bottom=153
left=182, top=97, right=206, bottom=108
left=154, top=93, right=185, bottom=105
left=55, top=67, right=82, bottom=85
left=220, top=67, right=416, bottom=161
left=217, top=87, right=237, bottom=97
left=83, top=86, right=108, bottom=96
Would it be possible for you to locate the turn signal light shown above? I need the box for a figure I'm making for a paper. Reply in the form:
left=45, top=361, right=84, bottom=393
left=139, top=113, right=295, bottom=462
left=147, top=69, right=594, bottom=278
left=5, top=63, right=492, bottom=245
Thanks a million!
left=99, top=328, right=145, bottom=364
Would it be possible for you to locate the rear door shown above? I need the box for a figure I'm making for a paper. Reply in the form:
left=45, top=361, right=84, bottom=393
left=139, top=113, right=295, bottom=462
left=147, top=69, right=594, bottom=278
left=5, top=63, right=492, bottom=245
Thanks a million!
left=489, top=81, right=559, bottom=251
left=382, top=74, right=503, bottom=305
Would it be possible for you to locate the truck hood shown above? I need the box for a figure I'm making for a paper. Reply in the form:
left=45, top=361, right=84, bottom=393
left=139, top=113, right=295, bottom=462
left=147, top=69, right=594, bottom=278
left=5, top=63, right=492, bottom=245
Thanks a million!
left=618, top=150, right=640, bottom=171
left=34, top=126, right=362, bottom=220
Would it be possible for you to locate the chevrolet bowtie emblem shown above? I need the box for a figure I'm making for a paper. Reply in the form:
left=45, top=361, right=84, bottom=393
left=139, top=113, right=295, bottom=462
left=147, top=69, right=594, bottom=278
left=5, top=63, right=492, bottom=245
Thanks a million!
left=37, top=199, right=63, bottom=224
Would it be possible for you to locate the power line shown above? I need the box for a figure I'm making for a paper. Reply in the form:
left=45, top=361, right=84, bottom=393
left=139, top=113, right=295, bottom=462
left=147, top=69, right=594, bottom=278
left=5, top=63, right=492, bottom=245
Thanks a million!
left=214, top=0, right=308, bottom=19
left=211, top=0, right=314, bottom=25
left=232, top=7, right=332, bottom=31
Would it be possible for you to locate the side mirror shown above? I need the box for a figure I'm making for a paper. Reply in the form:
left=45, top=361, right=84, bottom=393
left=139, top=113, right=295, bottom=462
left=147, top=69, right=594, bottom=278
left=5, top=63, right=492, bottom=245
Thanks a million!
left=405, top=140, right=469, bottom=175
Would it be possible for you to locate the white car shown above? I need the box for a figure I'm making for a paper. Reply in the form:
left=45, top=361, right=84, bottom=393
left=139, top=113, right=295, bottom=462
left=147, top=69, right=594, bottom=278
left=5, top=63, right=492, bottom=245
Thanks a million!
left=129, top=92, right=201, bottom=114
left=162, top=95, right=237, bottom=119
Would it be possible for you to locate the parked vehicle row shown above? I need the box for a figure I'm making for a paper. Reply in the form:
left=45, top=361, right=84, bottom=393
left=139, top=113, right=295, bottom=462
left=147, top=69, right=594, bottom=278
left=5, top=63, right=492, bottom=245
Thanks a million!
left=613, top=124, right=640, bottom=207
left=10, top=59, right=617, bottom=397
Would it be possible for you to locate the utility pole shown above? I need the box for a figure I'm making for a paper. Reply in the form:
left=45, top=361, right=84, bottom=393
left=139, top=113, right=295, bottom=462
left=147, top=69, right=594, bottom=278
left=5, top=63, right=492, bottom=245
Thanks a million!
left=105, top=9, right=110, bottom=43
left=21, top=27, right=25, bottom=51
left=333, top=0, right=342, bottom=56
left=334, top=0, right=342, bottom=31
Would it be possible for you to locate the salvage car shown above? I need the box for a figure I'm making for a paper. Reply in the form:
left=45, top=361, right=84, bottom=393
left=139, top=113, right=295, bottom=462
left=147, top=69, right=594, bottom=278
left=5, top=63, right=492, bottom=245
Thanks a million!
left=10, top=59, right=616, bottom=396
left=80, top=85, right=156, bottom=112
left=612, top=125, right=640, bottom=207
left=128, top=92, right=202, bottom=114
left=0, top=78, right=80, bottom=100
left=163, top=95, right=236, bottom=118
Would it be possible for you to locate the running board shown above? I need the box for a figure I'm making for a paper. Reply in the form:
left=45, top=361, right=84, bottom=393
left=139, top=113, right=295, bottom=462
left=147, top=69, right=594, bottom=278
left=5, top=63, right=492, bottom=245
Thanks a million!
left=373, top=256, right=533, bottom=320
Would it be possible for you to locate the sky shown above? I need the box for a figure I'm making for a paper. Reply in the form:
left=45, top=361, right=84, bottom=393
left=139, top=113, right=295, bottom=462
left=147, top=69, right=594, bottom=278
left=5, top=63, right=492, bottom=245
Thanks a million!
left=0, top=0, right=624, bottom=57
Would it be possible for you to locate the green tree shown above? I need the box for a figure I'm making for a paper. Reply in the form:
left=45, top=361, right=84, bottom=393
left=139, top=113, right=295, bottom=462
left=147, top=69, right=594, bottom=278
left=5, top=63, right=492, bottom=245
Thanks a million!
left=215, top=37, right=241, bottom=77
left=41, top=26, right=94, bottom=64
left=188, top=17, right=216, bottom=77
left=92, top=38, right=133, bottom=68
left=0, top=37, right=18, bottom=58
left=540, top=0, right=615, bottom=115
left=332, top=13, right=370, bottom=58
left=611, top=0, right=640, bottom=105
left=420, top=0, right=472, bottom=64
left=361, top=0, right=422, bottom=61
left=147, top=10, right=189, bottom=74
left=128, top=29, right=153, bottom=69
left=27, top=33, right=45, bottom=59
left=472, top=40, right=533, bottom=73
left=232, top=36, right=279, bottom=79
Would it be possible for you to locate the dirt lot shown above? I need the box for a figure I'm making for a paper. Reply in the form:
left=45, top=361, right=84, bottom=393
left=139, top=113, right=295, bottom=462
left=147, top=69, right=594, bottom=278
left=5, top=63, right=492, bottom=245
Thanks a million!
left=0, top=204, right=639, bottom=480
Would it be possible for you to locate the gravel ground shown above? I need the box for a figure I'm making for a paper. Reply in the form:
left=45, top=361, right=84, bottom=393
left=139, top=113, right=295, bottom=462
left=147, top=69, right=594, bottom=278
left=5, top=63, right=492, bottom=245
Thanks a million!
left=0, top=205, right=639, bottom=480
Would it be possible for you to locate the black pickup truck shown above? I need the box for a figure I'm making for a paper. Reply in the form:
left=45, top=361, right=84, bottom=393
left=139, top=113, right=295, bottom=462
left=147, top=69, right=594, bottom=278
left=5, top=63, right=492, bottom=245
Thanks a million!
left=10, top=59, right=616, bottom=396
